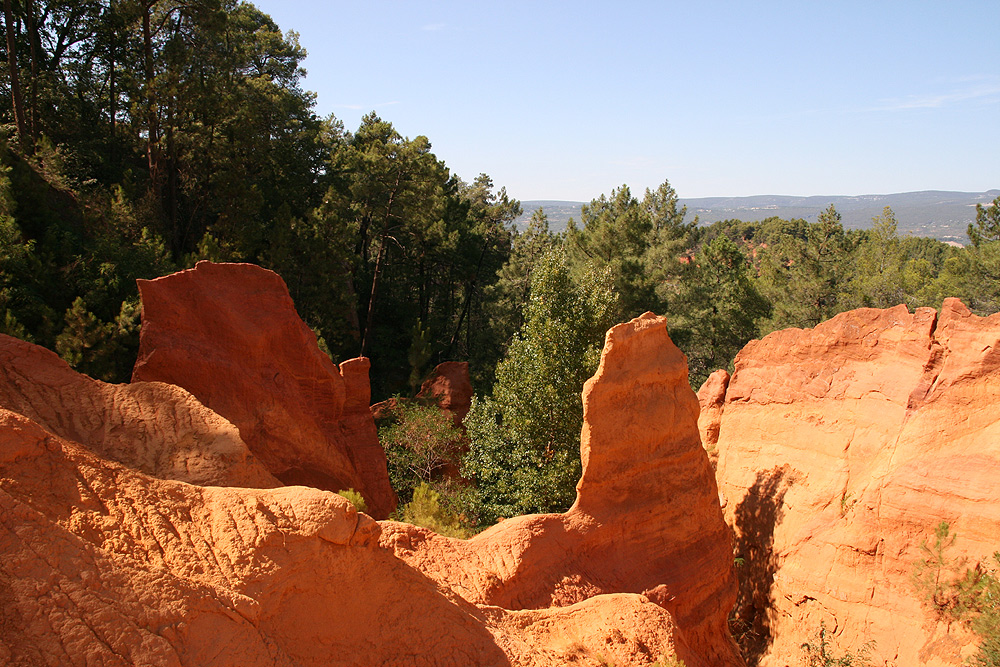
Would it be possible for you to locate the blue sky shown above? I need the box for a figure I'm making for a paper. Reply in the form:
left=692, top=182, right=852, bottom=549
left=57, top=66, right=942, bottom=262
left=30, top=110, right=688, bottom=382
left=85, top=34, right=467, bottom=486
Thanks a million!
left=251, top=1, right=999, bottom=202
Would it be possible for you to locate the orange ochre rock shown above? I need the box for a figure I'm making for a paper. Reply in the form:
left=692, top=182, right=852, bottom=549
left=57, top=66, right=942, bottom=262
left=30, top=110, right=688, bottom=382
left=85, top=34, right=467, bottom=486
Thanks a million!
left=418, top=361, right=473, bottom=425
left=707, top=298, right=1000, bottom=667
left=370, top=361, right=473, bottom=426
left=379, top=312, right=744, bottom=667
left=0, top=308, right=743, bottom=666
left=0, top=333, right=278, bottom=488
left=132, top=261, right=396, bottom=519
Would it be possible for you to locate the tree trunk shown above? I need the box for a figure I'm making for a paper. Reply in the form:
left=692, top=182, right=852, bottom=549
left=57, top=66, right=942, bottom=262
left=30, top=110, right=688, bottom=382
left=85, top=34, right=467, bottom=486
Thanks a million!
left=142, top=2, right=161, bottom=194
left=445, top=237, right=490, bottom=357
left=26, top=0, right=37, bottom=139
left=3, top=0, right=30, bottom=151
left=360, top=238, right=386, bottom=358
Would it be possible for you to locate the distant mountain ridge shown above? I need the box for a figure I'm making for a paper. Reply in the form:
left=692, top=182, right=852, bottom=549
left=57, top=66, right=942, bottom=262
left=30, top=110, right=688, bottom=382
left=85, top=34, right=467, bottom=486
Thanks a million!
left=515, top=189, right=1000, bottom=243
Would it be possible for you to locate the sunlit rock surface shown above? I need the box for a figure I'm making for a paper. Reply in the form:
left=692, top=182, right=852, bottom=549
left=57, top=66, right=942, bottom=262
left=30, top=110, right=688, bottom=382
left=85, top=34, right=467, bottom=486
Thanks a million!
left=380, top=313, right=744, bottom=667
left=709, top=299, right=1000, bottom=667
left=132, top=261, right=396, bottom=518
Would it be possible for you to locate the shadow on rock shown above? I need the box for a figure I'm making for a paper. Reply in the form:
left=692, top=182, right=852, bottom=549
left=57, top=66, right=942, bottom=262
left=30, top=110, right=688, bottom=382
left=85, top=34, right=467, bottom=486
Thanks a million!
left=730, top=465, right=794, bottom=666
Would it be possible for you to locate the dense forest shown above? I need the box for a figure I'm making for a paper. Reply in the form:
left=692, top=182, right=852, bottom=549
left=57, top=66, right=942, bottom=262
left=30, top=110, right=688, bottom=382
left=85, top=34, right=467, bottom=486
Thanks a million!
left=3, top=1, right=1000, bottom=528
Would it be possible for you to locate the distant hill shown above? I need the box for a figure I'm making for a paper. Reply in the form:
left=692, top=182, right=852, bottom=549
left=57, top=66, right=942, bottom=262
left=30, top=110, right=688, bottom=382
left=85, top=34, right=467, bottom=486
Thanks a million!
left=515, top=190, right=1000, bottom=244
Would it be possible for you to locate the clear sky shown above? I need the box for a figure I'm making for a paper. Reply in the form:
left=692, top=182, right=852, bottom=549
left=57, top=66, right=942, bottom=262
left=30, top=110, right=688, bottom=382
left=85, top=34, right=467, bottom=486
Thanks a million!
left=250, top=0, right=999, bottom=203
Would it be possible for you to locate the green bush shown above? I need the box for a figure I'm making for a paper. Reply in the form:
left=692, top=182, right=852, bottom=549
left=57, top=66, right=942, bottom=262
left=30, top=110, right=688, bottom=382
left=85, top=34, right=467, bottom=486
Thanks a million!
left=398, top=482, right=471, bottom=539
left=378, top=400, right=466, bottom=505
left=336, top=488, right=367, bottom=513
left=799, top=622, right=874, bottom=667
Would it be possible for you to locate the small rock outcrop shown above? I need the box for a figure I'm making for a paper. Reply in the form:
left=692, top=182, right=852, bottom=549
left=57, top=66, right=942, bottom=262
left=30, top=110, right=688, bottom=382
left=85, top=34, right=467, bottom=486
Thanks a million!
left=380, top=313, right=744, bottom=667
left=709, top=299, right=1000, bottom=667
left=370, top=361, right=473, bottom=426
left=132, top=261, right=396, bottom=518
left=418, top=361, right=473, bottom=424
left=696, top=368, right=729, bottom=466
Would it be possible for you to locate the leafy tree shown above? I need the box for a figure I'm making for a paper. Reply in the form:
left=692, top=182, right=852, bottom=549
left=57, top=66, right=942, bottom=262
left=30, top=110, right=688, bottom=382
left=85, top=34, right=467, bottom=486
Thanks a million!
left=842, top=206, right=907, bottom=309
left=968, top=196, right=1000, bottom=248
left=754, top=207, right=853, bottom=331
left=379, top=400, right=465, bottom=505
left=671, top=234, right=771, bottom=387
left=479, top=207, right=558, bottom=387
left=565, top=180, right=693, bottom=323
left=642, top=179, right=697, bottom=307
left=462, top=248, right=615, bottom=524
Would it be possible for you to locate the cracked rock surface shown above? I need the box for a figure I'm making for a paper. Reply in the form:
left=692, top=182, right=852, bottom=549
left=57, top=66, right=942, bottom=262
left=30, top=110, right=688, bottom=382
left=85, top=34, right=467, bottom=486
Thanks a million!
left=707, top=299, right=1000, bottom=667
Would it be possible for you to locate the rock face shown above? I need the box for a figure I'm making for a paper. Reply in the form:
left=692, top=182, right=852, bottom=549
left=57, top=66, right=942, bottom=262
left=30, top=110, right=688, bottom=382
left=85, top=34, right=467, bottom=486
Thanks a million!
left=370, top=361, right=473, bottom=426
left=132, top=261, right=396, bottom=519
left=710, top=299, right=1000, bottom=666
left=380, top=313, right=744, bottom=667
left=1, top=310, right=742, bottom=666
left=0, top=407, right=509, bottom=666
left=696, top=369, right=729, bottom=467
left=417, top=361, right=473, bottom=425
left=0, top=333, right=278, bottom=488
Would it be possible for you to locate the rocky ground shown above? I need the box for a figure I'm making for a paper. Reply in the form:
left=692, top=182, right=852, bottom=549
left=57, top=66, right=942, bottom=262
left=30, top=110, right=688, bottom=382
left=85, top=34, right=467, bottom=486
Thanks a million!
left=2, top=261, right=998, bottom=666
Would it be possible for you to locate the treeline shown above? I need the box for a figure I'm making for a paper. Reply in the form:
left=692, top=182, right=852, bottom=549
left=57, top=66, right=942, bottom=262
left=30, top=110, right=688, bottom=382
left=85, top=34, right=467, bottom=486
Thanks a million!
left=454, top=189, right=1000, bottom=524
left=3, top=1, right=1000, bottom=528
left=0, top=0, right=521, bottom=396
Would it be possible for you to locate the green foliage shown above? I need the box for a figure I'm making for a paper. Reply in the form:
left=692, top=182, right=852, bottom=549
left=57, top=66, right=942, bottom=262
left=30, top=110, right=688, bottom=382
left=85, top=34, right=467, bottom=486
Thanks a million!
left=483, top=207, right=559, bottom=380
left=968, top=196, right=1000, bottom=249
left=565, top=180, right=694, bottom=323
left=842, top=206, right=907, bottom=309
left=671, top=234, right=771, bottom=387
left=462, top=248, right=615, bottom=524
left=399, top=482, right=471, bottom=539
left=407, top=321, right=433, bottom=396
left=378, top=400, right=466, bottom=504
left=754, top=208, right=853, bottom=331
left=956, top=554, right=1000, bottom=667
left=800, top=622, right=875, bottom=667
left=912, top=522, right=1000, bottom=666
left=912, top=520, right=961, bottom=613
left=336, top=489, right=368, bottom=514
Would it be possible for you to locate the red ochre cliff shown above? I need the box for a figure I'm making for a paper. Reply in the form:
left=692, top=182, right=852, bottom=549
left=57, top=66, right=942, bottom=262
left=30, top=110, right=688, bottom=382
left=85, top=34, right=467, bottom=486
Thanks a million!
left=379, top=313, right=744, bottom=667
left=705, top=299, right=1000, bottom=667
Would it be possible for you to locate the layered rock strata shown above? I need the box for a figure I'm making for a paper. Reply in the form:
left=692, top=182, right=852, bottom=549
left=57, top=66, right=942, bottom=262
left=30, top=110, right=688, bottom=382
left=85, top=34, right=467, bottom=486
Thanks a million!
left=710, top=299, right=1000, bottom=666
left=132, top=261, right=396, bottom=518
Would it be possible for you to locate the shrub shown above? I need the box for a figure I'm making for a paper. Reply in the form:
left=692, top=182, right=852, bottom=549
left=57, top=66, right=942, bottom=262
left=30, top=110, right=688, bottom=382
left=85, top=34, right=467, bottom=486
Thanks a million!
left=336, top=488, right=367, bottom=513
left=912, top=521, right=1000, bottom=667
left=398, top=482, right=471, bottom=539
left=800, top=622, right=874, bottom=667
left=378, top=400, right=465, bottom=504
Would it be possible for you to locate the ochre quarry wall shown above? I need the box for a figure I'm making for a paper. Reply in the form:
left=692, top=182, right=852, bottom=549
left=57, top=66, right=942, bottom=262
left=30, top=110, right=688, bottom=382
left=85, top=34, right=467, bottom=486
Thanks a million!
left=708, top=299, right=1000, bottom=667
left=132, top=261, right=396, bottom=518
